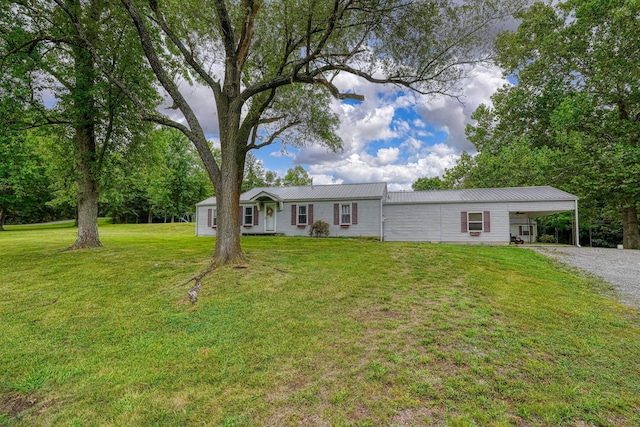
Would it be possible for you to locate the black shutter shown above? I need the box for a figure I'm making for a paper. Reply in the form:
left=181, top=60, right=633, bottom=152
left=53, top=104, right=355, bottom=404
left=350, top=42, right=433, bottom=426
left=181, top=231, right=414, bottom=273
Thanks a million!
left=308, top=204, right=314, bottom=224
left=253, top=206, right=259, bottom=225
left=461, top=211, right=468, bottom=232
left=483, top=211, right=490, bottom=232
left=334, top=204, right=339, bottom=225
left=207, top=208, right=212, bottom=228
left=291, top=204, right=297, bottom=225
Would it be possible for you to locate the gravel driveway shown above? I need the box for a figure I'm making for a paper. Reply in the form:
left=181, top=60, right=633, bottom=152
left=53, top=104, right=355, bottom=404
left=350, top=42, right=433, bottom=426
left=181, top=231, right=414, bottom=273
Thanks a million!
left=527, top=246, right=640, bottom=307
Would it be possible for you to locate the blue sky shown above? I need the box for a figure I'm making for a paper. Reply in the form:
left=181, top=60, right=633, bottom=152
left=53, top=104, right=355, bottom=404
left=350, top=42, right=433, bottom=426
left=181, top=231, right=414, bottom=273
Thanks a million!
left=250, top=64, right=510, bottom=191
left=161, top=64, right=509, bottom=191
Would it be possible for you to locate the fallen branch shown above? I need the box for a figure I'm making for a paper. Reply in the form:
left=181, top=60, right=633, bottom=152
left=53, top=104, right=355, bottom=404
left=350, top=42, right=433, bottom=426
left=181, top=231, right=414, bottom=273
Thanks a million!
left=182, top=264, right=215, bottom=305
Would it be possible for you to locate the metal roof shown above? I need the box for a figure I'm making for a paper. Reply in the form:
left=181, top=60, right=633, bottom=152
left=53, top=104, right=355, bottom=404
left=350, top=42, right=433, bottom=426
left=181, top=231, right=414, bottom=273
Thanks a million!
left=197, top=182, right=388, bottom=205
left=198, top=185, right=577, bottom=206
left=242, top=182, right=387, bottom=201
left=386, top=186, right=578, bottom=204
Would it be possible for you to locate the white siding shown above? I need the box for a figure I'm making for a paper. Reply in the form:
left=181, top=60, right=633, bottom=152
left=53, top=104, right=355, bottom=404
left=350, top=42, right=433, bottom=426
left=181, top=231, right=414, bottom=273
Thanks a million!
left=440, top=203, right=509, bottom=244
left=198, top=199, right=382, bottom=238
left=510, top=221, right=538, bottom=243
left=507, top=201, right=575, bottom=213
left=196, top=204, right=217, bottom=237
left=384, top=202, right=510, bottom=244
left=383, top=204, right=442, bottom=242
left=274, top=199, right=381, bottom=237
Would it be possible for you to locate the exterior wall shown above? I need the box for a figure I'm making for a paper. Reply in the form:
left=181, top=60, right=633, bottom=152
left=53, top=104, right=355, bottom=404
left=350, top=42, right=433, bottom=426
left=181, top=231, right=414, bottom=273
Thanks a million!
left=271, top=199, right=381, bottom=237
left=196, top=199, right=382, bottom=238
left=384, top=202, right=510, bottom=244
left=441, top=203, right=510, bottom=244
left=383, top=204, right=442, bottom=242
left=196, top=204, right=216, bottom=237
left=510, top=221, right=538, bottom=243
left=198, top=198, right=570, bottom=244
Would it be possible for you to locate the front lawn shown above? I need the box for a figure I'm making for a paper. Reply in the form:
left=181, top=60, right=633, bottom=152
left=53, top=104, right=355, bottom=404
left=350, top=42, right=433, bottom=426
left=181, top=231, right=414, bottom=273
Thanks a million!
left=1, top=223, right=638, bottom=426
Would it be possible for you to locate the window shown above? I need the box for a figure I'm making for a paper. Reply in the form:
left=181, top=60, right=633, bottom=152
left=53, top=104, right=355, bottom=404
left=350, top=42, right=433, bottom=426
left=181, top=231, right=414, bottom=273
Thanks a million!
left=298, top=205, right=308, bottom=225
left=207, top=208, right=217, bottom=228
left=468, top=212, right=483, bottom=231
left=461, top=211, right=490, bottom=233
left=244, top=206, right=253, bottom=226
left=334, top=203, right=357, bottom=226
left=341, top=204, right=351, bottom=225
left=520, top=225, right=533, bottom=236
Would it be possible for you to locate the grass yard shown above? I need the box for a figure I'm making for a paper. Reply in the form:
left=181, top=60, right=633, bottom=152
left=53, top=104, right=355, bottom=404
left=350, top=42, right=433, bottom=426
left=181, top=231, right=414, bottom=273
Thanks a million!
left=1, top=223, right=639, bottom=426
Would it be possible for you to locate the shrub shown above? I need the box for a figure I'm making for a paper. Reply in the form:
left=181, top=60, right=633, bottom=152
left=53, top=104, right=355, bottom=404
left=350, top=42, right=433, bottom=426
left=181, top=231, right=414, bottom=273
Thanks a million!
left=538, top=234, right=555, bottom=243
left=309, top=220, right=330, bottom=237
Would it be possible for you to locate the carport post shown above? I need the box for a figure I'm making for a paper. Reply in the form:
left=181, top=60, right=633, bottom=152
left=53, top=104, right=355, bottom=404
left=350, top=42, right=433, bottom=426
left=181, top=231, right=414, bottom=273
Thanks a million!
left=575, top=200, right=580, bottom=247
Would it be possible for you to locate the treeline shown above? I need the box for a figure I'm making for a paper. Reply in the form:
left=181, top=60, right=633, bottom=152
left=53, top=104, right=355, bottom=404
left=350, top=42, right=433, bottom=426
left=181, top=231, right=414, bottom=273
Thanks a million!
left=413, top=0, right=640, bottom=249
left=1, top=127, right=313, bottom=228
left=1, top=128, right=211, bottom=227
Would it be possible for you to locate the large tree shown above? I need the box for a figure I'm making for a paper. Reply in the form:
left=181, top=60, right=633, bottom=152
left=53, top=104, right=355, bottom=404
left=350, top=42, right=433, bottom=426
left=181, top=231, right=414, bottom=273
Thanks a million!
left=59, top=0, right=521, bottom=264
left=1, top=1, right=156, bottom=248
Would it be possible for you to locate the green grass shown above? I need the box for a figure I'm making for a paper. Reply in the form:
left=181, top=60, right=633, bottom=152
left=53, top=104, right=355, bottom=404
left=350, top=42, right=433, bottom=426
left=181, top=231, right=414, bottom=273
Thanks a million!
left=1, top=224, right=639, bottom=426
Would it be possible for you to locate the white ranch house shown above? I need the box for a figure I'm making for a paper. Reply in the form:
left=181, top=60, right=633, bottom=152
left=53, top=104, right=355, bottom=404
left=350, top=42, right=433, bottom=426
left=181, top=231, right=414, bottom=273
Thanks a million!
left=196, top=183, right=580, bottom=245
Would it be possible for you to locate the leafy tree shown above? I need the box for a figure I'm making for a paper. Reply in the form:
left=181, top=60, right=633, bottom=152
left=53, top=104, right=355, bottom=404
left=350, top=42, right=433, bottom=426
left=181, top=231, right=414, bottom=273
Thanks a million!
left=242, top=153, right=278, bottom=191
left=1, top=1, right=157, bottom=248
left=0, top=131, right=51, bottom=229
left=491, top=0, right=640, bottom=248
left=451, top=0, right=640, bottom=247
left=412, top=176, right=445, bottom=191
left=65, top=0, right=522, bottom=264
left=242, top=156, right=312, bottom=191
left=144, top=129, right=213, bottom=222
left=283, top=165, right=313, bottom=187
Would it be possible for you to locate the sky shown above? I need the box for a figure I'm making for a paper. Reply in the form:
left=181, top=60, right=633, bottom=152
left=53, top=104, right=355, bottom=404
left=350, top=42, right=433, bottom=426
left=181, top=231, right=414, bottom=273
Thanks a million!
left=162, top=63, right=510, bottom=192
left=268, top=65, right=510, bottom=191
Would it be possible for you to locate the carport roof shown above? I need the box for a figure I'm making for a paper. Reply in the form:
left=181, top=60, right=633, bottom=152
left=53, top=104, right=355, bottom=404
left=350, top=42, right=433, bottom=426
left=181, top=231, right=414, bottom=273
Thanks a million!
left=386, top=186, right=578, bottom=204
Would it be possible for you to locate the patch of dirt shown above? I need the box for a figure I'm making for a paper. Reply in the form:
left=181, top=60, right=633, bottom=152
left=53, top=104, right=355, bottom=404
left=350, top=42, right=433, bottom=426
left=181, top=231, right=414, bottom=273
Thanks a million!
left=0, top=394, right=57, bottom=419
left=389, top=405, right=445, bottom=426
left=0, top=393, right=37, bottom=417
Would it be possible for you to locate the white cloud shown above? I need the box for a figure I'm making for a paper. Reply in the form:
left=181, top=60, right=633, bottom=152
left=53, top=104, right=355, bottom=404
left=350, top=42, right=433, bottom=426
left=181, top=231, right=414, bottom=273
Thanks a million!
left=376, top=147, right=399, bottom=165
left=160, top=82, right=220, bottom=136
left=309, top=143, right=459, bottom=191
left=415, top=64, right=509, bottom=152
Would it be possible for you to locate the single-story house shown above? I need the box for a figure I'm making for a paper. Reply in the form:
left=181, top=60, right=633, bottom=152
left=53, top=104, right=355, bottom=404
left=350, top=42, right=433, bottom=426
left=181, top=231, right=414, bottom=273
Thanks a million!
left=195, top=183, right=580, bottom=245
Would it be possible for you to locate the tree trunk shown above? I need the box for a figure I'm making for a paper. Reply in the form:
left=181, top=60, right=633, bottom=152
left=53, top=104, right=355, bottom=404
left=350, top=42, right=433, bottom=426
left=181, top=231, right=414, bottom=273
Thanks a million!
left=212, top=100, right=248, bottom=265
left=68, top=125, right=102, bottom=249
left=0, top=207, right=6, bottom=231
left=213, top=176, right=245, bottom=265
left=622, top=204, right=640, bottom=249
left=66, top=24, right=101, bottom=250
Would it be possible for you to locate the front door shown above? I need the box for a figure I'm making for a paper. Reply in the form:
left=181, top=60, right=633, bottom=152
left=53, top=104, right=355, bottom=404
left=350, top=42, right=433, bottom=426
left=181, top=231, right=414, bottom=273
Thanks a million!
left=265, top=203, right=276, bottom=232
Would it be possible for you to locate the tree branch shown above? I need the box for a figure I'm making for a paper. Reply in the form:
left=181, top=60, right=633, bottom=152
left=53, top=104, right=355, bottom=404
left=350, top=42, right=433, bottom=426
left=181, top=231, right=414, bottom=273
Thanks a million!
left=248, top=119, right=302, bottom=150
left=236, top=1, right=259, bottom=70
left=147, top=0, right=221, bottom=98
left=213, top=0, right=236, bottom=60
